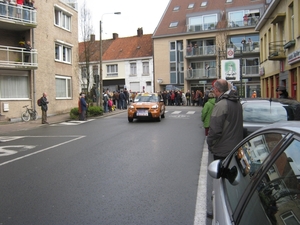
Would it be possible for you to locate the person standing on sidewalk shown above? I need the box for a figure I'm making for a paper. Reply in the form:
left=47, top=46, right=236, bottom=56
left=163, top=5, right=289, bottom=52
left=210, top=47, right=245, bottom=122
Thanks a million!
left=79, top=93, right=88, bottom=120
left=41, top=92, right=49, bottom=124
left=201, top=92, right=215, bottom=136
left=207, top=79, right=243, bottom=160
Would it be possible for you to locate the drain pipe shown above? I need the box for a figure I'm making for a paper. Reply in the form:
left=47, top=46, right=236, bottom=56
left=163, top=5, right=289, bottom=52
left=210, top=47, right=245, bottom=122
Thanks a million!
left=32, top=28, right=36, bottom=112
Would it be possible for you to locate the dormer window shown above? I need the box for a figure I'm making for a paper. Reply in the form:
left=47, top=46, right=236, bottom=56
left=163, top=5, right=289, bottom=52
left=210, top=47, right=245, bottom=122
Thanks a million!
left=201, top=2, right=207, bottom=7
left=169, top=22, right=179, bottom=28
left=173, top=6, right=180, bottom=11
left=226, top=0, right=233, bottom=2
left=188, top=3, right=194, bottom=9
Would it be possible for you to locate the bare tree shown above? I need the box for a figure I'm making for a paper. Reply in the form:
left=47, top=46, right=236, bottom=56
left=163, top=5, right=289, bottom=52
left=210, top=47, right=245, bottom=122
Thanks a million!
left=215, top=9, right=230, bottom=78
left=79, top=0, right=96, bottom=97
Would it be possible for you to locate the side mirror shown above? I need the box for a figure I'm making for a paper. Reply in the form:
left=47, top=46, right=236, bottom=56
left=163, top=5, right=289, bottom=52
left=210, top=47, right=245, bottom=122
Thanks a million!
left=208, top=160, right=222, bottom=179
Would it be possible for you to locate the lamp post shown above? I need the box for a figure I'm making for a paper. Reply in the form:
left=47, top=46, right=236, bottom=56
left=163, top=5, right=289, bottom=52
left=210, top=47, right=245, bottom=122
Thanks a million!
left=99, top=12, right=121, bottom=108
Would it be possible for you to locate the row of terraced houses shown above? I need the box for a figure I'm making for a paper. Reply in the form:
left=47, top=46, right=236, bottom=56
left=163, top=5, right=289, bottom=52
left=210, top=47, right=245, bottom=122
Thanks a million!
left=0, top=0, right=299, bottom=120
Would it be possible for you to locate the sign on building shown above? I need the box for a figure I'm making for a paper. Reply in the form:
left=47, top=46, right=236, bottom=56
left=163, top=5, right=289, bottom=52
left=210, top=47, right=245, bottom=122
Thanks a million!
left=221, top=59, right=240, bottom=82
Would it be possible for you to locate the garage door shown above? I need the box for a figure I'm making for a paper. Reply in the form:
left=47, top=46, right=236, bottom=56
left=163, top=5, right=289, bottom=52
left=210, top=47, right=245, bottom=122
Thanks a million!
left=129, top=82, right=140, bottom=92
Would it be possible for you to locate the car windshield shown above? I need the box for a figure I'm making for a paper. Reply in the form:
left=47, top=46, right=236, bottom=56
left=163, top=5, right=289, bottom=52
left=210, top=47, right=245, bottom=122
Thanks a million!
left=134, top=94, right=158, bottom=102
left=243, top=103, right=288, bottom=123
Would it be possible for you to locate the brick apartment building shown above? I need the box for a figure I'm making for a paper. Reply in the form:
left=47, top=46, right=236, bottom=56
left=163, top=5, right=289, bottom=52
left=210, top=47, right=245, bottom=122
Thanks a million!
left=0, top=0, right=79, bottom=121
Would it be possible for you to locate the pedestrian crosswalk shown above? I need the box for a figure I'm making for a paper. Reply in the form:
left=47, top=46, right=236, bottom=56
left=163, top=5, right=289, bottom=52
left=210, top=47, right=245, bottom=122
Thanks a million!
left=165, top=111, right=196, bottom=115
left=50, top=111, right=197, bottom=126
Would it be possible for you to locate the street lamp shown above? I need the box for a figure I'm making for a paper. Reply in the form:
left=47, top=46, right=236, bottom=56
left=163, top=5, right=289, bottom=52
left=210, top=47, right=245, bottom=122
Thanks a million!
left=99, top=12, right=121, bottom=108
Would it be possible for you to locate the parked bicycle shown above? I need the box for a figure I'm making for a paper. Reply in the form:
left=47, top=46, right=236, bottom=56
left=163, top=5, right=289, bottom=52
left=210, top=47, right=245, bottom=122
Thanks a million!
left=21, top=105, right=38, bottom=121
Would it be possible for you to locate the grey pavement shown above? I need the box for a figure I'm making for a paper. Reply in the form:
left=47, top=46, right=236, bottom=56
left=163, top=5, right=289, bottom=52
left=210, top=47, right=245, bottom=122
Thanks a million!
left=0, top=109, right=126, bottom=135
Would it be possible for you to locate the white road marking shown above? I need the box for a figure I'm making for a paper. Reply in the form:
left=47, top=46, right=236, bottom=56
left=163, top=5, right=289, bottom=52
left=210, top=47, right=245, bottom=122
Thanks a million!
left=0, top=136, right=85, bottom=167
left=171, top=111, right=181, bottom=114
left=0, top=136, right=25, bottom=142
left=0, top=145, right=36, bottom=157
left=50, top=119, right=95, bottom=126
left=187, top=111, right=195, bottom=114
left=194, top=138, right=209, bottom=225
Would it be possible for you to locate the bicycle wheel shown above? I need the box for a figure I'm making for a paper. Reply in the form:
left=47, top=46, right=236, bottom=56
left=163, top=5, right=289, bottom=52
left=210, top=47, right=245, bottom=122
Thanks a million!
left=32, top=110, right=38, bottom=120
left=21, top=111, right=30, bottom=121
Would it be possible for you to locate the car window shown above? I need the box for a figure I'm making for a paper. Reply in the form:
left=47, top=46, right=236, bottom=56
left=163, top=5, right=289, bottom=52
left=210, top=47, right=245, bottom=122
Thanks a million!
left=243, top=103, right=288, bottom=123
left=240, top=138, right=300, bottom=225
left=224, top=133, right=284, bottom=213
left=134, top=94, right=158, bottom=102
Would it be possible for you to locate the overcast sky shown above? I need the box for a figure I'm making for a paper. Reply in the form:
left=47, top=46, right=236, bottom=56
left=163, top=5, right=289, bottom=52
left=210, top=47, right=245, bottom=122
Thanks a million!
left=77, top=0, right=170, bottom=41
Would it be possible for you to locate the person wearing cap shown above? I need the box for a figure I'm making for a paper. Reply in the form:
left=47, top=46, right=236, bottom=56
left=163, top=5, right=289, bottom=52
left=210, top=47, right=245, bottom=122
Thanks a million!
left=201, top=92, right=216, bottom=136
left=276, top=86, right=289, bottom=99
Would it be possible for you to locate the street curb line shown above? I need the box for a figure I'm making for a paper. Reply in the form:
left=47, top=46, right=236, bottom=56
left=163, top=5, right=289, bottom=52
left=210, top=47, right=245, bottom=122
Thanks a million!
left=194, top=139, right=209, bottom=225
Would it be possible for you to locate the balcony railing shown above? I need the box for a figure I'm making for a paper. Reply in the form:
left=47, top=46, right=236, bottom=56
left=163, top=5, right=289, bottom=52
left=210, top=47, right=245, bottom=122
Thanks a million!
left=187, top=22, right=217, bottom=32
left=186, top=45, right=216, bottom=57
left=0, top=2, right=37, bottom=25
left=227, top=42, right=260, bottom=54
left=228, top=16, right=260, bottom=28
left=269, top=41, right=286, bottom=60
left=0, top=45, right=38, bottom=69
left=242, top=65, right=259, bottom=76
left=186, top=68, right=217, bottom=79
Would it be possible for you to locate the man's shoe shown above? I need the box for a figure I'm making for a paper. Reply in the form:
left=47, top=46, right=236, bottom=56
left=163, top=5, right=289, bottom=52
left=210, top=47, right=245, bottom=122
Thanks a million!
left=207, top=211, right=213, bottom=219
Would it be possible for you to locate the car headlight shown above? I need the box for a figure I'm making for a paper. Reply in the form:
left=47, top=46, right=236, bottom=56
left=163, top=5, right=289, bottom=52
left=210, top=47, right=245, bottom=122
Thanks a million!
left=129, top=105, right=135, bottom=109
left=151, top=104, right=158, bottom=109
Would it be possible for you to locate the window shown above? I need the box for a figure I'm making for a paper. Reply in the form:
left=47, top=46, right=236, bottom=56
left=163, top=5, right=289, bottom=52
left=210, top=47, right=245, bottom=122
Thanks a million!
left=169, top=22, right=178, bottom=28
left=93, top=65, right=98, bottom=76
left=106, top=64, right=118, bottom=77
left=201, top=2, right=207, bottom=7
left=188, top=3, right=194, bottom=9
left=142, top=62, right=149, bottom=75
left=55, top=42, right=72, bottom=63
left=240, top=138, right=300, bottom=225
left=188, top=14, right=217, bottom=31
left=173, top=6, right=180, bottom=11
left=0, top=74, right=29, bottom=99
left=226, top=0, right=232, bottom=2
left=289, top=3, right=294, bottom=40
left=55, top=75, right=72, bottom=99
left=81, top=67, right=87, bottom=79
left=228, top=10, right=250, bottom=27
left=130, top=62, right=137, bottom=75
left=54, top=6, right=71, bottom=31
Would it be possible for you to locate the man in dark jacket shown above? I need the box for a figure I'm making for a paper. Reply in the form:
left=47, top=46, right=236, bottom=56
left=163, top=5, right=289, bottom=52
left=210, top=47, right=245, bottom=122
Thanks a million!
left=41, top=92, right=49, bottom=124
left=207, top=79, right=243, bottom=160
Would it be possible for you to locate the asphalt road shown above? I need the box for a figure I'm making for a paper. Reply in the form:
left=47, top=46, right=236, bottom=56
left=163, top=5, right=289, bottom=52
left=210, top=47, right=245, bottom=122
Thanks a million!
left=0, top=106, right=211, bottom=225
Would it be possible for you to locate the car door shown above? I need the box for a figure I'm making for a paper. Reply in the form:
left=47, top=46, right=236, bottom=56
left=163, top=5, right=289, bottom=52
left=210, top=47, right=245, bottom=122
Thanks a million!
left=215, top=131, right=287, bottom=225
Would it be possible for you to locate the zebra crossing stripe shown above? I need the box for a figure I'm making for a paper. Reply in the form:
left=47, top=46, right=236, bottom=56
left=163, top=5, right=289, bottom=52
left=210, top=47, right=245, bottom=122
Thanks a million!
left=186, top=111, right=195, bottom=114
left=171, top=111, right=181, bottom=114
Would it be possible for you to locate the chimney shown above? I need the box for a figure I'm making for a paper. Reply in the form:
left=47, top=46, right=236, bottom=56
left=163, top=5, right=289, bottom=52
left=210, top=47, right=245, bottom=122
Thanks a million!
left=137, top=27, right=143, bottom=37
left=113, top=33, right=119, bottom=40
left=90, top=34, right=95, bottom=42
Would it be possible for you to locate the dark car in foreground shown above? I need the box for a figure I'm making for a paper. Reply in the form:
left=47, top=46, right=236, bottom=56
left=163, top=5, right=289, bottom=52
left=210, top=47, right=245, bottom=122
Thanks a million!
left=208, top=121, right=300, bottom=225
left=241, top=98, right=300, bottom=136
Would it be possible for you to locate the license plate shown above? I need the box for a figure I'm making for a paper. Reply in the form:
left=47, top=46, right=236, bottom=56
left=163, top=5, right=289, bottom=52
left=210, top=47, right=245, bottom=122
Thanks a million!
left=137, top=110, right=148, bottom=116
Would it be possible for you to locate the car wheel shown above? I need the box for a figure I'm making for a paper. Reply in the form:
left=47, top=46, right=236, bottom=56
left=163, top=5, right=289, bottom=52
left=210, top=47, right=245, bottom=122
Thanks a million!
left=157, top=115, right=161, bottom=122
left=128, top=117, right=133, bottom=122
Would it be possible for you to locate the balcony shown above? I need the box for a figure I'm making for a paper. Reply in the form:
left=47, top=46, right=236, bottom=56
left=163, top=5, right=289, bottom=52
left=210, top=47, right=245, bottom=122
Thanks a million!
left=186, top=45, right=216, bottom=57
left=242, top=65, right=259, bottom=77
left=0, top=45, right=38, bottom=69
left=0, top=2, right=37, bottom=30
left=187, top=22, right=217, bottom=32
left=185, top=68, right=217, bottom=80
left=228, top=16, right=260, bottom=28
left=268, top=41, right=286, bottom=61
left=227, top=41, right=260, bottom=54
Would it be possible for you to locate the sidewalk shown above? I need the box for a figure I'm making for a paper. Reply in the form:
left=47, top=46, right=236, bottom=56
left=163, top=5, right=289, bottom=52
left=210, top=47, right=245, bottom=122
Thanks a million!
left=0, top=109, right=126, bottom=135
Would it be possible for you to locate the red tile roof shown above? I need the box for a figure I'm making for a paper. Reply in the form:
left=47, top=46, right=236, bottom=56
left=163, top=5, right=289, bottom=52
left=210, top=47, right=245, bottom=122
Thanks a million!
left=78, top=32, right=153, bottom=62
left=153, top=0, right=265, bottom=37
